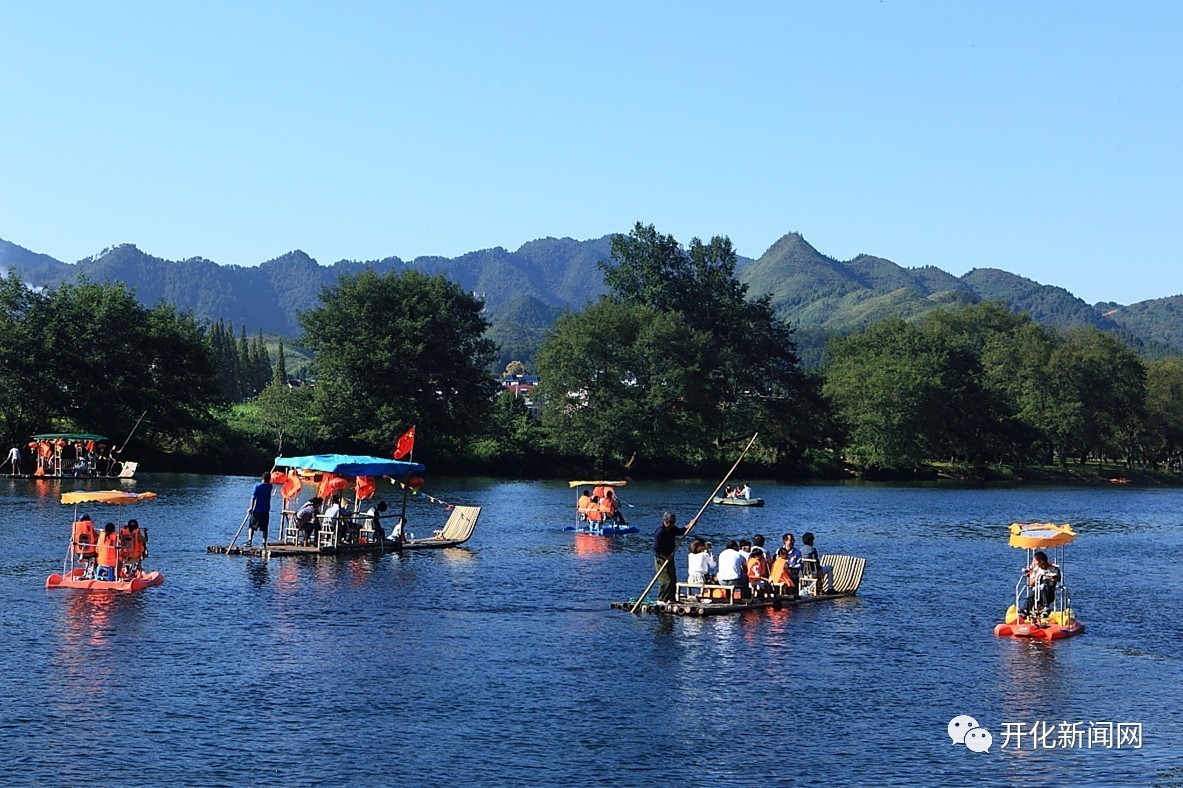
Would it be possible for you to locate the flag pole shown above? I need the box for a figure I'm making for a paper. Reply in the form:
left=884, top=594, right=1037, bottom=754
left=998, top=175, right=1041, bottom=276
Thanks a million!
left=629, top=433, right=759, bottom=614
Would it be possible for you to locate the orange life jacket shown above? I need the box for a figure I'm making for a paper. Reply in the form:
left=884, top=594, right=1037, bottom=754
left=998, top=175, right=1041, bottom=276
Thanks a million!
left=73, top=520, right=97, bottom=555
left=577, top=494, right=592, bottom=515
left=121, top=528, right=145, bottom=560
left=747, top=555, right=770, bottom=582
left=770, top=557, right=794, bottom=587
left=598, top=498, right=614, bottom=517
left=586, top=500, right=603, bottom=522
left=96, top=531, right=119, bottom=567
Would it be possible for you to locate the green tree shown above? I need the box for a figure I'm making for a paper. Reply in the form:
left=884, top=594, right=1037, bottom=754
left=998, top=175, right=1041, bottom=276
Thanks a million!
left=599, top=223, right=817, bottom=460
left=537, top=300, right=714, bottom=468
left=300, top=269, right=497, bottom=457
left=273, top=339, right=289, bottom=386
left=0, top=275, right=54, bottom=442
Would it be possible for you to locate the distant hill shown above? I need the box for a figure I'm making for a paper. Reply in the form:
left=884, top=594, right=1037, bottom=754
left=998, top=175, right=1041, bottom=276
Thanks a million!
left=2, top=231, right=1179, bottom=368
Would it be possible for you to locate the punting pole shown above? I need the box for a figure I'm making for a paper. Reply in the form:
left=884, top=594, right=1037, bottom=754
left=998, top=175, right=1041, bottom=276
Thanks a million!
left=226, top=511, right=251, bottom=552
left=629, top=432, right=759, bottom=614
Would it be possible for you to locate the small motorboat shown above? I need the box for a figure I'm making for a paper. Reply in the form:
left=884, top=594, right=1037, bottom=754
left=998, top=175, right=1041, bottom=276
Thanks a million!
left=711, top=496, right=764, bottom=507
left=993, top=522, right=1084, bottom=641
left=46, top=489, right=163, bottom=593
left=567, top=480, right=638, bottom=534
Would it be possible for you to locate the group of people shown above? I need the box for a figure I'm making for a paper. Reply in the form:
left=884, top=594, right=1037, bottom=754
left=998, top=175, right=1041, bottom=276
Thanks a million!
left=652, top=511, right=826, bottom=603
left=71, top=514, right=148, bottom=581
left=576, top=486, right=628, bottom=527
left=7, top=440, right=116, bottom=477
left=246, top=473, right=404, bottom=548
left=720, top=483, right=753, bottom=500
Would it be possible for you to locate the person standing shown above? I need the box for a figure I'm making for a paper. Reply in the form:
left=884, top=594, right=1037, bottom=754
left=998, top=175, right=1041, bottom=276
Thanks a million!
left=652, top=511, right=688, bottom=602
left=6, top=446, right=21, bottom=476
left=246, top=473, right=273, bottom=547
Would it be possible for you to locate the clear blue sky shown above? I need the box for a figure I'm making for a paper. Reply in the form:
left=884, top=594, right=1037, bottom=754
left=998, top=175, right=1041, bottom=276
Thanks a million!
left=2, top=1, right=1180, bottom=305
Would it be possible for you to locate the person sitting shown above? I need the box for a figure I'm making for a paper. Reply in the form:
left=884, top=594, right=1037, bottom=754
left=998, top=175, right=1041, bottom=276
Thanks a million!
left=716, top=540, right=748, bottom=591
left=602, top=490, right=628, bottom=526
left=799, top=531, right=823, bottom=595
left=722, top=484, right=734, bottom=499
left=119, top=519, right=146, bottom=578
left=585, top=496, right=603, bottom=526
left=362, top=500, right=388, bottom=543
left=770, top=548, right=796, bottom=596
left=72, top=514, right=98, bottom=576
left=686, top=538, right=717, bottom=585
left=294, top=496, right=321, bottom=546
left=746, top=547, right=771, bottom=597
left=1021, top=550, right=1062, bottom=620
left=322, top=495, right=344, bottom=545
left=738, top=483, right=752, bottom=500
left=95, top=523, right=120, bottom=582
left=576, top=489, right=593, bottom=521
left=781, top=533, right=803, bottom=589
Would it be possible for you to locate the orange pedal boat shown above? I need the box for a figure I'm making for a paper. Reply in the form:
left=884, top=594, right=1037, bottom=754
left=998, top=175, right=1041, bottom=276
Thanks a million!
left=46, top=489, right=164, bottom=593
left=46, top=567, right=164, bottom=592
left=993, top=522, right=1084, bottom=641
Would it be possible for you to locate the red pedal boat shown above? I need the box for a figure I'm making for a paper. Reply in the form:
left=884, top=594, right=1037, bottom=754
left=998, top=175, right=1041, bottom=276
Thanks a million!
left=46, top=489, right=164, bottom=593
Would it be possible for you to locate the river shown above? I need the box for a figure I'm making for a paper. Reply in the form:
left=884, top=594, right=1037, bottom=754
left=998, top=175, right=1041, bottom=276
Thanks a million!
left=1, top=474, right=1180, bottom=786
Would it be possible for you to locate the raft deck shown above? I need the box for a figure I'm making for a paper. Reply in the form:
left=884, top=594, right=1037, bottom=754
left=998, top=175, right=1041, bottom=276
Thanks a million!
left=207, top=505, right=481, bottom=557
left=615, top=554, right=866, bottom=616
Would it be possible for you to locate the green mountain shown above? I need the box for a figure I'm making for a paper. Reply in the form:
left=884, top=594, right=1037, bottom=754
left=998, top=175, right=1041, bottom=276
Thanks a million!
left=2, top=231, right=1178, bottom=368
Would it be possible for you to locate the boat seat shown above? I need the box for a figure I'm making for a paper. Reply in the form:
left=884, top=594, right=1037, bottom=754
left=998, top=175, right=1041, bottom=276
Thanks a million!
left=820, top=554, right=866, bottom=594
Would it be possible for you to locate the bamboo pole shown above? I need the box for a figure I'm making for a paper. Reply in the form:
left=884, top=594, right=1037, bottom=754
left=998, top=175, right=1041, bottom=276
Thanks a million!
left=629, top=432, right=759, bottom=614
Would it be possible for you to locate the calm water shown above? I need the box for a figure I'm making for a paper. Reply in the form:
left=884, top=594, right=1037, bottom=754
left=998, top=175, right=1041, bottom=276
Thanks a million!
left=0, top=475, right=1180, bottom=786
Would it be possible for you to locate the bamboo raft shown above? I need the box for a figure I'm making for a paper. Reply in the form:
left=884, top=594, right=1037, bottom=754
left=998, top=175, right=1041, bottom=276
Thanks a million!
left=207, top=505, right=481, bottom=557
left=615, top=554, right=866, bottom=616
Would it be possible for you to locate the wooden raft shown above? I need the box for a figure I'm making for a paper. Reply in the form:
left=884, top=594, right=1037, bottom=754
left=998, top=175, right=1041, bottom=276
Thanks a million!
left=615, top=554, right=867, bottom=616
left=207, top=506, right=481, bottom=557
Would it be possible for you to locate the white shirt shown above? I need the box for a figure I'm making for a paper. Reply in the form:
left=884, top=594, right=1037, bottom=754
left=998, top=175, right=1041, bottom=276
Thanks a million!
left=717, top=548, right=746, bottom=582
left=687, top=551, right=717, bottom=578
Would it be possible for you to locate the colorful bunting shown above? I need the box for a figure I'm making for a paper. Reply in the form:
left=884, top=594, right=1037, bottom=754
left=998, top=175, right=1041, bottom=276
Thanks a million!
left=393, top=478, right=454, bottom=511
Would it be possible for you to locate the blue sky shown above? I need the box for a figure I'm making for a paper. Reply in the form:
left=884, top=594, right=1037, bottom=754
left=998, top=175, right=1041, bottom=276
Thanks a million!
left=2, top=1, right=1179, bottom=305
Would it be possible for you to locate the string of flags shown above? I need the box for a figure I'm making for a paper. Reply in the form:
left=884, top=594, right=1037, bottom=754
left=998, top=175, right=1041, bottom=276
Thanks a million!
left=392, top=478, right=454, bottom=511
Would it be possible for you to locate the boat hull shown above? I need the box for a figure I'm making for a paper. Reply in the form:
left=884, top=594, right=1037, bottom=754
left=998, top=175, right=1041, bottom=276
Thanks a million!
left=711, top=497, right=764, bottom=507
left=616, top=590, right=855, bottom=616
left=46, top=568, right=163, bottom=592
left=564, top=523, right=639, bottom=535
left=994, top=620, right=1085, bottom=640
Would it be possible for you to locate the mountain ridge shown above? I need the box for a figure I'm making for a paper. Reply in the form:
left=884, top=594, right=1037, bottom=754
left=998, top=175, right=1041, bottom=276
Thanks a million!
left=2, top=231, right=1179, bottom=365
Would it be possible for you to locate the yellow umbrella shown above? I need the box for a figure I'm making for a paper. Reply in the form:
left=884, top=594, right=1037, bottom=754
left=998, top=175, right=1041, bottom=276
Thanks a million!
left=61, top=490, right=157, bottom=505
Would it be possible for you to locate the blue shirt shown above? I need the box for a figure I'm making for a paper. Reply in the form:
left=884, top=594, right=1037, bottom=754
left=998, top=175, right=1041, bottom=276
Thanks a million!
left=653, top=522, right=687, bottom=558
left=251, top=482, right=273, bottom=514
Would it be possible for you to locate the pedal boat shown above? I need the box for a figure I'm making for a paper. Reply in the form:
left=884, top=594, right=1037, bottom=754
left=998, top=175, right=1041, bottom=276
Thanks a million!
left=566, top=480, right=638, bottom=535
left=46, top=489, right=163, bottom=593
left=993, top=522, right=1084, bottom=641
left=46, top=567, right=164, bottom=592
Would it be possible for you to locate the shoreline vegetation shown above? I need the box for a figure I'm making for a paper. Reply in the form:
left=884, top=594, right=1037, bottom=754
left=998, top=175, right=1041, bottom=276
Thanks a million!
left=6, top=223, right=1183, bottom=485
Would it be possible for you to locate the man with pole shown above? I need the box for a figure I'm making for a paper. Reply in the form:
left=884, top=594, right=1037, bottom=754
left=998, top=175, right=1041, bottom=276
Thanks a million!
left=653, top=511, right=688, bottom=603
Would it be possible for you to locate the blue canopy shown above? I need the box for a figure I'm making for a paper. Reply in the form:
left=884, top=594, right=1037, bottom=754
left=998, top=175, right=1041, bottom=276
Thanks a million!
left=274, top=454, right=426, bottom=477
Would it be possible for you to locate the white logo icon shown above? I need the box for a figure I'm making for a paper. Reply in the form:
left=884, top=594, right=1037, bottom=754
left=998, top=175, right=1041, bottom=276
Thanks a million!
left=948, top=715, right=992, bottom=753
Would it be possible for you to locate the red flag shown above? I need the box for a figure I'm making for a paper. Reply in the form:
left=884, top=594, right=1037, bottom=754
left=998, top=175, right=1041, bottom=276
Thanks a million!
left=355, top=476, right=376, bottom=500
left=393, top=425, right=416, bottom=459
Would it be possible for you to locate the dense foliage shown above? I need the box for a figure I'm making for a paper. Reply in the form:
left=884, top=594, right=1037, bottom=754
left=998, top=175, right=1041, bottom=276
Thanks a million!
left=820, top=302, right=1169, bottom=473
left=0, top=275, right=222, bottom=452
left=536, top=223, right=825, bottom=474
left=299, top=268, right=498, bottom=459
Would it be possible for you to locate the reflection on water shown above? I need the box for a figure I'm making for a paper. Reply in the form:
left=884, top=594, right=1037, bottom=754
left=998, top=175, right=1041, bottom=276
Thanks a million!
left=0, top=475, right=1181, bottom=784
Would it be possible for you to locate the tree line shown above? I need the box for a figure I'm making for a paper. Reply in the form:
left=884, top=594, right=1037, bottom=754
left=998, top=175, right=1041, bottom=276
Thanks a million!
left=3, top=223, right=1182, bottom=478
